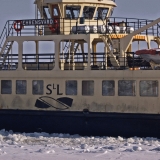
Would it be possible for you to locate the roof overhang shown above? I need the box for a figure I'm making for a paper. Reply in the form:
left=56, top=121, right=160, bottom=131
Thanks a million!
left=41, top=0, right=117, bottom=7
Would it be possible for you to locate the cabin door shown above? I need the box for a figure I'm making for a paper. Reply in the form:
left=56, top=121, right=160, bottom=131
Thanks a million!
left=51, top=4, right=60, bottom=33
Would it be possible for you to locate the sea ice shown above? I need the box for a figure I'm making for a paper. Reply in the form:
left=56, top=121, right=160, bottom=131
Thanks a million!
left=0, top=129, right=159, bottom=159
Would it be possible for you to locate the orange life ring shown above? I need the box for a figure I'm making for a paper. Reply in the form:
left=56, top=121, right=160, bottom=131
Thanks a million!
left=14, top=20, right=23, bottom=32
left=48, top=19, right=59, bottom=32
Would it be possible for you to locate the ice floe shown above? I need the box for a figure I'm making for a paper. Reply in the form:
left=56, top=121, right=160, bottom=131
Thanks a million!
left=0, top=129, right=159, bottom=159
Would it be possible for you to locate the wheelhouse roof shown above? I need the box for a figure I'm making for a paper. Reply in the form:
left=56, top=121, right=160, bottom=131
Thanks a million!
left=35, top=0, right=116, bottom=7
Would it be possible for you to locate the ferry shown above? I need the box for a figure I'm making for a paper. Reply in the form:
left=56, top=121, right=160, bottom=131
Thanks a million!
left=0, top=0, right=160, bottom=137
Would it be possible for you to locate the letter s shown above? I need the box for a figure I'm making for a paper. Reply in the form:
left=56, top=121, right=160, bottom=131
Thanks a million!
left=46, top=84, right=52, bottom=95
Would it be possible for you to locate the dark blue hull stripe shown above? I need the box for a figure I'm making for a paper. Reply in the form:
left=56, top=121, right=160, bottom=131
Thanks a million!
left=0, top=109, right=160, bottom=138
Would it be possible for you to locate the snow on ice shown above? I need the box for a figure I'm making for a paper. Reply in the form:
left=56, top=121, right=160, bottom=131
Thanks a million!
left=0, top=129, right=159, bottom=159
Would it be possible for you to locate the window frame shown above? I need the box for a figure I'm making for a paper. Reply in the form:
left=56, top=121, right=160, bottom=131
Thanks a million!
left=65, top=5, right=81, bottom=19
left=16, top=80, right=27, bottom=95
left=65, top=80, right=77, bottom=95
left=94, top=7, right=109, bottom=20
left=32, top=80, right=44, bottom=95
left=139, top=80, right=158, bottom=97
left=102, top=80, right=115, bottom=96
left=82, top=80, right=94, bottom=96
left=118, top=80, right=136, bottom=96
left=1, top=80, right=12, bottom=94
left=82, top=6, right=96, bottom=20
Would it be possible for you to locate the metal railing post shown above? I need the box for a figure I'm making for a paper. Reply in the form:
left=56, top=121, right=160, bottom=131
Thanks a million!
left=157, top=24, right=159, bottom=37
left=124, top=54, right=125, bottom=70
left=133, top=52, right=135, bottom=70
left=146, top=20, right=148, bottom=35
left=63, top=18, right=64, bottom=34
left=97, top=18, right=98, bottom=33
left=38, top=54, right=39, bottom=70
left=70, top=18, right=71, bottom=34
left=76, top=21, right=78, bottom=34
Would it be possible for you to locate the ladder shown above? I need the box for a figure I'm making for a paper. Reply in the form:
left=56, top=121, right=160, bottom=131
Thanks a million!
left=100, top=18, right=120, bottom=67
left=0, top=41, right=14, bottom=69
left=62, top=42, right=79, bottom=62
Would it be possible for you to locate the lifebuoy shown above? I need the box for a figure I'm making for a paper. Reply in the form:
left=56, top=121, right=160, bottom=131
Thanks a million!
left=14, top=20, right=23, bottom=32
left=48, top=19, right=59, bottom=32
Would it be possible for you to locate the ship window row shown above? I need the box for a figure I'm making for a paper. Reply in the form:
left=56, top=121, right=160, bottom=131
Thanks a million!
left=0, top=80, right=158, bottom=97
left=65, top=6, right=109, bottom=19
left=66, top=80, right=158, bottom=97
left=1, top=80, right=43, bottom=95
left=43, top=5, right=109, bottom=20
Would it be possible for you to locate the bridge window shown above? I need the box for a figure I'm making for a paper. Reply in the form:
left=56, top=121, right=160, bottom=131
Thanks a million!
left=83, top=6, right=95, bottom=19
left=118, top=80, right=136, bottom=96
left=140, top=81, right=158, bottom=97
left=52, top=5, right=60, bottom=17
left=43, top=6, right=51, bottom=19
left=102, top=80, right=115, bottom=96
left=82, top=81, right=94, bottom=96
left=66, top=80, right=77, bottom=95
left=16, top=80, right=27, bottom=94
left=95, top=7, right=109, bottom=20
left=32, top=80, right=43, bottom=95
left=1, top=80, right=12, bottom=94
left=65, top=6, right=81, bottom=19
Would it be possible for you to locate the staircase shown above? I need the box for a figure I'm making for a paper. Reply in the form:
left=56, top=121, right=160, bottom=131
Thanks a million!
left=0, top=41, right=14, bottom=69
left=99, top=18, right=120, bottom=67
left=100, top=34, right=120, bottom=67
left=62, top=42, right=79, bottom=62
left=0, top=20, right=15, bottom=69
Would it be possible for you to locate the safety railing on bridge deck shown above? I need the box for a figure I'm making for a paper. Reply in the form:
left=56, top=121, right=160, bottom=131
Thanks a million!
left=59, top=52, right=152, bottom=70
left=1, top=53, right=55, bottom=70
left=107, top=17, right=160, bottom=37
left=0, top=17, right=159, bottom=38
left=0, top=52, right=153, bottom=71
left=90, top=52, right=151, bottom=70
left=0, top=17, right=159, bottom=50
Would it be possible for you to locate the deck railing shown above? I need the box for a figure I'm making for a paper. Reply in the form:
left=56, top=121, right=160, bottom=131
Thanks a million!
left=0, top=52, right=152, bottom=71
left=3, top=18, right=159, bottom=36
left=0, top=17, right=159, bottom=47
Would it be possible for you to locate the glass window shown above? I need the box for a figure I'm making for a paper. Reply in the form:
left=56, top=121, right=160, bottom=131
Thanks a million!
left=65, top=6, right=81, bottom=19
left=16, top=80, right=27, bottom=94
left=82, top=81, right=94, bottom=96
left=140, top=81, right=158, bottom=97
left=118, top=80, right=136, bottom=96
left=53, top=6, right=59, bottom=16
left=95, top=7, right=109, bottom=19
left=1, top=80, right=12, bottom=94
left=110, top=8, right=114, bottom=16
left=83, top=6, right=95, bottom=19
left=32, top=80, right=43, bottom=95
left=43, top=7, right=51, bottom=19
left=102, top=80, right=115, bottom=96
left=66, top=80, right=77, bottom=95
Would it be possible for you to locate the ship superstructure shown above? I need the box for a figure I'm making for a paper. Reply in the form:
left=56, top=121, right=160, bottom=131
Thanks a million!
left=1, top=0, right=160, bottom=71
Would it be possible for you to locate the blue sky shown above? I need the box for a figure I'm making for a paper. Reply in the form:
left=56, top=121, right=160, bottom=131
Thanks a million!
left=113, top=0, right=160, bottom=20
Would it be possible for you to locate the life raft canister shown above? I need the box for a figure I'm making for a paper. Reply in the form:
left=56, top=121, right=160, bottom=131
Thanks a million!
left=14, top=20, right=23, bottom=32
left=48, top=19, right=59, bottom=32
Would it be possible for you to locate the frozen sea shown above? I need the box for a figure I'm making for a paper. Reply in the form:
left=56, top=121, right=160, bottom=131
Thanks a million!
left=0, top=130, right=160, bottom=160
